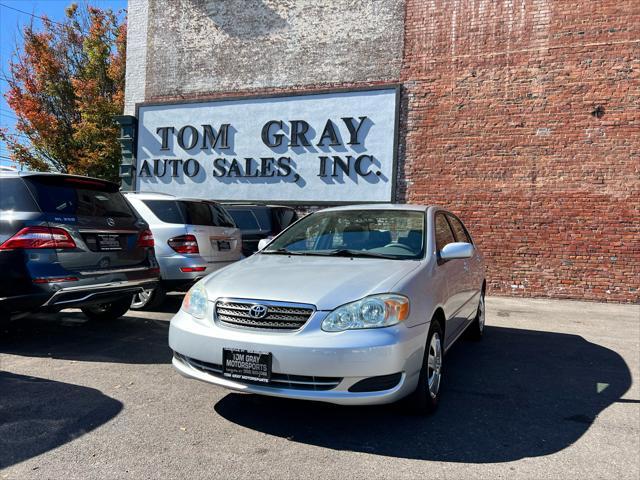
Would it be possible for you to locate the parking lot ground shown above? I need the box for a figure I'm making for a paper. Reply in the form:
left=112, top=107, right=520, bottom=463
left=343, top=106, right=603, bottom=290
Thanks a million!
left=1, top=295, right=639, bottom=480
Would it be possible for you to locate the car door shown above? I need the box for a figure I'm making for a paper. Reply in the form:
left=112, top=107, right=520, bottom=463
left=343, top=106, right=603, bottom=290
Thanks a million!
left=447, top=213, right=480, bottom=323
left=434, top=212, right=467, bottom=345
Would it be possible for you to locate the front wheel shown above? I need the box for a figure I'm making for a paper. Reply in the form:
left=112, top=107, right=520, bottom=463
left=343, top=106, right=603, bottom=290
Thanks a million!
left=406, top=320, right=444, bottom=415
left=81, top=296, right=132, bottom=322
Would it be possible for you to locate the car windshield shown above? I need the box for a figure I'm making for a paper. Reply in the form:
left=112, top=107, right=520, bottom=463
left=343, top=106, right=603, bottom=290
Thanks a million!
left=263, top=209, right=425, bottom=260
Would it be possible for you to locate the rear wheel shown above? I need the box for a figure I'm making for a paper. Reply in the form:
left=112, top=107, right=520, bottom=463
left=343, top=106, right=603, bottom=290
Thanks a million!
left=467, top=290, right=485, bottom=341
left=130, top=285, right=166, bottom=310
left=406, top=320, right=443, bottom=415
left=81, top=296, right=132, bottom=321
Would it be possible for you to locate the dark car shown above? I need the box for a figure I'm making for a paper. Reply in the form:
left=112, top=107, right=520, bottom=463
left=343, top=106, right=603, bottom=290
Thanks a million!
left=223, top=204, right=298, bottom=256
left=0, top=172, right=159, bottom=324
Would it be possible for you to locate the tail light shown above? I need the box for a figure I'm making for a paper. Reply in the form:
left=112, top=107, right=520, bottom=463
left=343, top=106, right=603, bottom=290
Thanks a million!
left=0, top=226, right=76, bottom=250
left=33, top=276, right=79, bottom=284
left=180, top=266, right=206, bottom=272
left=168, top=234, right=199, bottom=254
left=137, top=229, right=155, bottom=248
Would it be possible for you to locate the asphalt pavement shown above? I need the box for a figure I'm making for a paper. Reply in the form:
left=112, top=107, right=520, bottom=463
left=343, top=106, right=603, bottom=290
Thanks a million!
left=1, top=295, right=638, bottom=479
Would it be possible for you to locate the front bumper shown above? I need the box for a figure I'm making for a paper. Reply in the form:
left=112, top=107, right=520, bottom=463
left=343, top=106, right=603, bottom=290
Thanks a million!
left=169, top=307, right=428, bottom=405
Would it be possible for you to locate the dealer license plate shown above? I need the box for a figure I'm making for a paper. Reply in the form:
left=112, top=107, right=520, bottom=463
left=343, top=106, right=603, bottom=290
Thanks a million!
left=223, top=348, right=272, bottom=383
left=97, top=234, right=122, bottom=251
left=217, top=240, right=231, bottom=251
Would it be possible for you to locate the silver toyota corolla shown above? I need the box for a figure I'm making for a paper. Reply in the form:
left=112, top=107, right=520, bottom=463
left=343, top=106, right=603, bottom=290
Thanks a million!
left=169, top=204, right=486, bottom=413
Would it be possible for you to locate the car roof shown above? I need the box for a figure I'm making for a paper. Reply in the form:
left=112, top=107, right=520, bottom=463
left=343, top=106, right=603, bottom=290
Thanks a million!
left=0, top=170, right=118, bottom=184
left=0, top=170, right=120, bottom=189
left=320, top=203, right=434, bottom=213
left=222, top=203, right=294, bottom=209
left=124, top=192, right=221, bottom=204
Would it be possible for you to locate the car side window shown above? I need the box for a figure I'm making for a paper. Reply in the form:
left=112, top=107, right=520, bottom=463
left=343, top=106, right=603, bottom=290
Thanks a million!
left=434, top=213, right=455, bottom=252
left=0, top=178, right=38, bottom=212
left=447, top=214, right=472, bottom=244
left=143, top=200, right=184, bottom=224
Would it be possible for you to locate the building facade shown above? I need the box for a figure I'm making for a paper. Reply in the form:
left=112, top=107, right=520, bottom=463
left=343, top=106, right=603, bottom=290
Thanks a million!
left=122, top=0, right=639, bottom=302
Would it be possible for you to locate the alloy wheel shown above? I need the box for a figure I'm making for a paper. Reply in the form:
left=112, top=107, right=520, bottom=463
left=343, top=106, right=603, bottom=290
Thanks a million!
left=427, top=332, right=442, bottom=398
left=478, top=294, right=485, bottom=332
left=131, top=288, right=153, bottom=309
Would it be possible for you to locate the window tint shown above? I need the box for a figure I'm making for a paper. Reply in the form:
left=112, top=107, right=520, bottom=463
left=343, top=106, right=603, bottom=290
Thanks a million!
left=209, top=203, right=236, bottom=228
left=180, top=201, right=214, bottom=226
left=143, top=200, right=184, bottom=224
left=447, top=214, right=472, bottom=244
left=252, top=208, right=272, bottom=231
left=271, top=208, right=298, bottom=233
left=435, top=214, right=455, bottom=251
left=227, top=209, right=260, bottom=230
left=24, top=177, right=133, bottom=217
left=0, top=178, right=38, bottom=212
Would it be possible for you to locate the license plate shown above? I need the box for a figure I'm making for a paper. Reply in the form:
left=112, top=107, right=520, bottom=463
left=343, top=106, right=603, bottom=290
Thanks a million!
left=223, top=348, right=271, bottom=383
left=97, top=234, right=122, bottom=251
left=217, top=240, right=231, bottom=251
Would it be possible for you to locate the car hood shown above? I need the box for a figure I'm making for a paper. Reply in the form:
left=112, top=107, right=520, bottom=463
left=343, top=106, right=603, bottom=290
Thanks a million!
left=203, top=253, right=422, bottom=311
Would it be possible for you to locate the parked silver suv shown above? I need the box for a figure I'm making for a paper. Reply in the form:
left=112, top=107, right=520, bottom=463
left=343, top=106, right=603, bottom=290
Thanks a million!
left=124, top=193, right=242, bottom=309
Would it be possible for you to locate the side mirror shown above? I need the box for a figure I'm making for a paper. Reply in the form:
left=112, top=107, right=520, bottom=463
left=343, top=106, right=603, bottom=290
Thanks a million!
left=257, top=238, right=272, bottom=251
left=439, top=242, right=474, bottom=261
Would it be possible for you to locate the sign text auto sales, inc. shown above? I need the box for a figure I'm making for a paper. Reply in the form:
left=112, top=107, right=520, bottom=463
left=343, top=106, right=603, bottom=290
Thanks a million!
left=137, top=116, right=382, bottom=183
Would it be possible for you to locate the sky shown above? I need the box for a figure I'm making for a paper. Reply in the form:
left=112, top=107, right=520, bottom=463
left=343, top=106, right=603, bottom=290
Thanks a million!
left=0, top=0, right=127, bottom=168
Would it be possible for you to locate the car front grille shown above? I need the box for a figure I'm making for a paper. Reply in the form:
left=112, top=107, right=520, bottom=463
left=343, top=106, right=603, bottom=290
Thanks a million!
left=215, top=299, right=314, bottom=330
left=175, top=353, right=341, bottom=391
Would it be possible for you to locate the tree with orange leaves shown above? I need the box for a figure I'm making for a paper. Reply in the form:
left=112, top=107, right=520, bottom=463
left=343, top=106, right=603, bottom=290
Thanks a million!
left=1, top=4, right=126, bottom=181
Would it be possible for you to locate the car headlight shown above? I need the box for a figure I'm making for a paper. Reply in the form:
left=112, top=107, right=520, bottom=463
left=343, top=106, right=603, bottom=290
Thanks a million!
left=181, top=281, right=208, bottom=319
left=321, top=294, right=410, bottom=332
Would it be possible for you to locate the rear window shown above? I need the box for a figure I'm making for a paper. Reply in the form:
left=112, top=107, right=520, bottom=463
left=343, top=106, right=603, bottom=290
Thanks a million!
left=227, top=209, right=260, bottom=230
left=24, top=176, right=134, bottom=217
left=180, top=201, right=214, bottom=226
left=0, top=178, right=38, bottom=212
left=251, top=209, right=272, bottom=231
left=210, top=203, right=236, bottom=228
left=143, top=200, right=184, bottom=224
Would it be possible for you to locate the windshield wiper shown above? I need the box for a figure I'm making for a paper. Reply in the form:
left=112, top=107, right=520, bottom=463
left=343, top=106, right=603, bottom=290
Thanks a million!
left=261, top=248, right=305, bottom=255
left=308, top=249, right=399, bottom=259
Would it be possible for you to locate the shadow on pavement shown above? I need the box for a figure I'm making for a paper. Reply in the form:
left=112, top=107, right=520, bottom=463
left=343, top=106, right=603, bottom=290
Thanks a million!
left=0, top=311, right=172, bottom=365
left=215, top=325, right=632, bottom=463
left=0, top=372, right=123, bottom=469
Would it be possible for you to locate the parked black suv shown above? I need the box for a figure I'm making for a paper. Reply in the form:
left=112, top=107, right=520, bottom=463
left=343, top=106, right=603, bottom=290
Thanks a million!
left=0, top=172, right=159, bottom=324
left=223, top=204, right=298, bottom=256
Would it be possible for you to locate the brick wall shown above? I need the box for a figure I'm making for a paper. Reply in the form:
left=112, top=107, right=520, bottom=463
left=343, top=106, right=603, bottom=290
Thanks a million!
left=400, top=0, right=639, bottom=302
left=128, top=0, right=640, bottom=302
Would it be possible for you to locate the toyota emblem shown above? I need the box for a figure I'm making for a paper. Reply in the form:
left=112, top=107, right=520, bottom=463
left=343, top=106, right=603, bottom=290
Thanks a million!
left=106, top=217, right=115, bottom=227
left=249, top=304, right=268, bottom=319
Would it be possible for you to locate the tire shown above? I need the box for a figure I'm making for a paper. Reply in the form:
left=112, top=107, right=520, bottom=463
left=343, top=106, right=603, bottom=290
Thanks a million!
left=130, top=285, right=166, bottom=310
left=406, top=320, right=444, bottom=415
left=466, top=290, right=485, bottom=341
left=81, top=296, right=132, bottom=322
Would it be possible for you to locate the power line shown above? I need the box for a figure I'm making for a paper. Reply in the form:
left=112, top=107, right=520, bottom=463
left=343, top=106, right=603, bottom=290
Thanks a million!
left=0, top=2, right=67, bottom=27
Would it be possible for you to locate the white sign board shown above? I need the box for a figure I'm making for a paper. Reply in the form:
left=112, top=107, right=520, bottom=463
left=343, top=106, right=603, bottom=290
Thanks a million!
left=135, top=88, right=398, bottom=203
